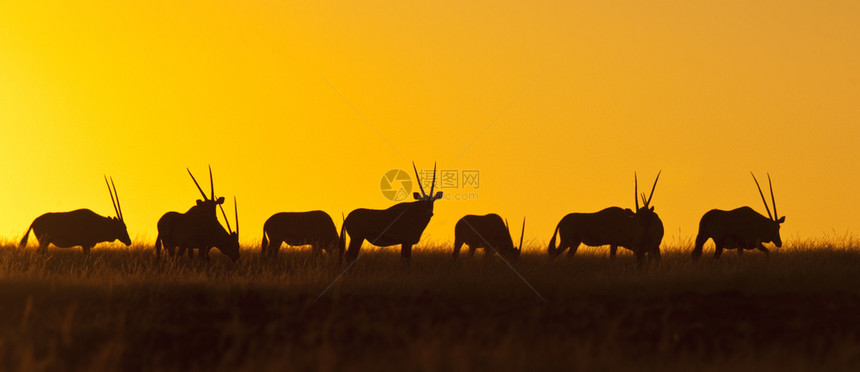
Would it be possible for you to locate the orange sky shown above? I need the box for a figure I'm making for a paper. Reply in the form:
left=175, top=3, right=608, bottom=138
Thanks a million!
left=1, top=1, right=858, bottom=249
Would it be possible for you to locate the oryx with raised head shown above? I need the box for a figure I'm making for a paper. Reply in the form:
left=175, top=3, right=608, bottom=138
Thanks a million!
left=548, top=172, right=663, bottom=263
left=154, top=166, right=239, bottom=262
left=339, top=162, right=443, bottom=263
left=453, top=214, right=525, bottom=262
left=261, top=211, right=339, bottom=256
left=692, top=173, right=785, bottom=259
left=19, top=176, right=131, bottom=253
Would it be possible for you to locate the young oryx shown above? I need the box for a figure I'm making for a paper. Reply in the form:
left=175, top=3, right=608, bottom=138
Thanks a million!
left=692, top=173, right=786, bottom=259
left=154, top=166, right=239, bottom=262
left=339, top=162, right=443, bottom=263
left=453, top=214, right=525, bottom=262
left=548, top=172, right=663, bottom=263
left=261, top=211, right=339, bottom=256
left=19, top=176, right=131, bottom=253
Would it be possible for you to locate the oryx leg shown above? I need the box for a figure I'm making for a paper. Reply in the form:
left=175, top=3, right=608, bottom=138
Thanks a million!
left=36, top=236, right=49, bottom=254
left=469, top=246, right=478, bottom=257
left=452, top=240, right=464, bottom=259
left=554, top=238, right=570, bottom=257
left=650, top=247, right=661, bottom=261
left=345, top=239, right=363, bottom=262
left=401, top=244, right=412, bottom=261
left=566, top=242, right=580, bottom=258
left=757, top=243, right=770, bottom=256
left=634, top=249, right=646, bottom=264
left=82, top=245, right=93, bottom=254
left=609, top=245, right=618, bottom=259
left=692, top=234, right=709, bottom=260
left=271, top=241, right=282, bottom=256
left=713, top=240, right=724, bottom=259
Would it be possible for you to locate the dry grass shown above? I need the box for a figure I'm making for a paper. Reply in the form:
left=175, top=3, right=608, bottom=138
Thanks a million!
left=1, top=238, right=860, bottom=371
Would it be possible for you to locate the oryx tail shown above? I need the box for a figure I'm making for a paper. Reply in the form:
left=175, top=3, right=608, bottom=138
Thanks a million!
left=547, top=223, right=560, bottom=256
left=19, top=223, right=34, bottom=248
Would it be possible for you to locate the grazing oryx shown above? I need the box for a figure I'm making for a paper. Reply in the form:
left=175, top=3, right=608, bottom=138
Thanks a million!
left=631, top=172, right=664, bottom=260
left=692, top=173, right=785, bottom=259
left=182, top=196, right=239, bottom=260
left=154, top=167, right=239, bottom=262
left=453, top=214, right=525, bottom=261
left=339, top=162, right=443, bottom=263
left=19, top=176, right=131, bottom=253
left=548, top=172, right=663, bottom=263
left=261, top=211, right=339, bottom=256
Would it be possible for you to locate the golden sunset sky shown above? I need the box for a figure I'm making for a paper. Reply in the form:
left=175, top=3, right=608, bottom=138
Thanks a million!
left=1, top=1, right=858, bottom=249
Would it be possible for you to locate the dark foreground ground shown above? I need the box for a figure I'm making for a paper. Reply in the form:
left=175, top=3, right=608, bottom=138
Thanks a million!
left=1, top=242, right=859, bottom=371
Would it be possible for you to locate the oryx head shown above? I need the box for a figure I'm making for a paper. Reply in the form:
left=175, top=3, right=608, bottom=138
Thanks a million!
left=505, top=217, right=526, bottom=260
left=104, top=175, right=131, bottom=246
left=217, top=196, right=240, bottom=262
left=188, top=165, right=226, bottom=210
left=634, top=170, right=661, bottom=214
left=411, top=162, right=443, bottom=214
left=751, top=172, right=786, bottom=247
left=632, top=171, right=662, bottom=252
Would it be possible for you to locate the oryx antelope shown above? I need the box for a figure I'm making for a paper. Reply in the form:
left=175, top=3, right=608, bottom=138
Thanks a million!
left=19, top=176, right=131, bottom=253
left=692, top=173, right=785, bottom=259
left=548, top=172, right=663, bottom=263
left=154, top=167, right=239, bottom=262
left=631, top=172, right=664, bottom=260
left=339, top=162, right=443, bottom=263
left=453, top=214, right=525, bottom=261
left=181, top=196, right=239, bottom=261
left=261, top=211, right=339, bottom=256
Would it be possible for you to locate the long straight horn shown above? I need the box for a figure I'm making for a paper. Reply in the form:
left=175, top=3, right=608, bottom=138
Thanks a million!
left=105, top=175, right=120, bottom=219
left=209, top=165, right=215, bottom=201
left=768, top=173, right=778, bottom=220
left=187, top=168, right=209, bottom=200
left=110, top=176, right=124, bottom=221
left=646, top=170, right=661, bottom=207
left=429, top=162, right=437, bottom=198
left=219, top=204, right=232, bottom=234
left=412, top=161, right=426, bottom=197
left=233, top=196, right=239, bottom=237
left=634, top=172, right=640, bottom=211
left=519, top=217, right=525, bottom=251
left=751, top=172, right=773, bottom=220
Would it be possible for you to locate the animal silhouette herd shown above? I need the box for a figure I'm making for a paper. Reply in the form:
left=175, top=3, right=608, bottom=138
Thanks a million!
left=16, top=163, right=786, bottom=263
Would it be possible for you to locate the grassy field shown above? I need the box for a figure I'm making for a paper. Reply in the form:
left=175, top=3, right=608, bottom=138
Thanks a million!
left=2, top=238, right=860, bottom=371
